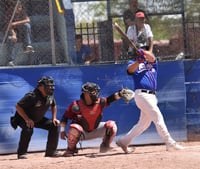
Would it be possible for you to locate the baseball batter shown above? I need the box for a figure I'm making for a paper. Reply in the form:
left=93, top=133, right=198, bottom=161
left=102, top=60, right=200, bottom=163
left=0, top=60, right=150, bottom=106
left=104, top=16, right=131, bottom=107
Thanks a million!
left=116, top=46, right=184, bottom=153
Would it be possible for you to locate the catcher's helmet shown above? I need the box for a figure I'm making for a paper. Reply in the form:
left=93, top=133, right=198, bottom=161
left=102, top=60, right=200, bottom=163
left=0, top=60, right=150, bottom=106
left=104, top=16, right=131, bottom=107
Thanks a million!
left=37, top=76, right=55, bottom=96
left=82, top=82, right=100, bottom=102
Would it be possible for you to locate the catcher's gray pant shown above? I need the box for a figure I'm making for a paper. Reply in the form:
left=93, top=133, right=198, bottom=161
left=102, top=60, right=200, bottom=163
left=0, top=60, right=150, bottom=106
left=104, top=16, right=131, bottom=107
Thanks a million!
left=118, top=89, right=176, bottom=146
left=83, top=122, right=108, bottom=140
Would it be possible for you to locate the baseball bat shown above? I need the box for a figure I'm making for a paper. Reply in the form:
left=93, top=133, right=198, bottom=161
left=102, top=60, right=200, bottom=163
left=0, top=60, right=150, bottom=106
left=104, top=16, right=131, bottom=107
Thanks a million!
left=112, top=22, right=138, bottom=51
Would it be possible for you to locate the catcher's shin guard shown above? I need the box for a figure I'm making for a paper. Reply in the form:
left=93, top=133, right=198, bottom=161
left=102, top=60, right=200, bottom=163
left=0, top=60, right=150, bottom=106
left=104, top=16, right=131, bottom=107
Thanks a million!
left=100, top=120, right=117, bottom=153
left=65, top=123, right=83, bottom=156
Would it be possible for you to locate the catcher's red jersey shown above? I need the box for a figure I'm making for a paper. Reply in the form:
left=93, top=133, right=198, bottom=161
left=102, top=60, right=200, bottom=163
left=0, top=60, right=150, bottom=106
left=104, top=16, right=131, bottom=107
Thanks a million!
left=64, top=98, right=109, bottom=132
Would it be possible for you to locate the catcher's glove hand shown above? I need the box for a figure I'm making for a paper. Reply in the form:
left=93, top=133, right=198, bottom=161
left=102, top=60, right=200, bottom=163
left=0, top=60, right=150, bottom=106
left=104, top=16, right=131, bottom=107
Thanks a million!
left=119, top=88, right=135, bottom=103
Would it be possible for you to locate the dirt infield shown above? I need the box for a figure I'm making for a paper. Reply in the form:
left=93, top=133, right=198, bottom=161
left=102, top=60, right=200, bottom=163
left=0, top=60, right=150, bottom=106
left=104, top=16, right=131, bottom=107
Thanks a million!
left=0, top=141, right=200, bottom=169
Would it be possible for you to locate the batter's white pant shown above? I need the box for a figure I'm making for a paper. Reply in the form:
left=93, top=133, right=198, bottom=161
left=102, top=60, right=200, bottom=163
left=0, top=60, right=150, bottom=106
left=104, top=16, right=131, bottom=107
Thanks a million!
left=119, top=89, right=176, bottom=146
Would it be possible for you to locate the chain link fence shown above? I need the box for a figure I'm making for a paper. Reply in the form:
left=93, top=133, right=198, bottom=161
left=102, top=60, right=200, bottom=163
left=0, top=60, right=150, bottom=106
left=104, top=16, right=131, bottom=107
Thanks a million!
left=0, top=0, right=64, bottom=66
left=0, top=0, right=199, bottom=67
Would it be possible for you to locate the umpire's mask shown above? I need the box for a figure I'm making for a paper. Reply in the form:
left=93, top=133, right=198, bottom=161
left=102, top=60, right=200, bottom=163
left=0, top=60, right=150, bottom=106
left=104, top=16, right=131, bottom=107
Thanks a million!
left=37, top=76, right=55, bottom=96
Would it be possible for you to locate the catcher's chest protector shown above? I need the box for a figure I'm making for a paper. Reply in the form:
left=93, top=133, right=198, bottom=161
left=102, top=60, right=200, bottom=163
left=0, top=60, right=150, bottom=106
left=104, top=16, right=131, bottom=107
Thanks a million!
left=76, top=99, right=105, bottom=132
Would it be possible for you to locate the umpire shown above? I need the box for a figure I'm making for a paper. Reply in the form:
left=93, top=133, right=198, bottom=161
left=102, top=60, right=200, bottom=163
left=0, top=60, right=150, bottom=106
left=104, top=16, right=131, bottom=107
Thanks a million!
left=10, top=76, right=60, bottom=159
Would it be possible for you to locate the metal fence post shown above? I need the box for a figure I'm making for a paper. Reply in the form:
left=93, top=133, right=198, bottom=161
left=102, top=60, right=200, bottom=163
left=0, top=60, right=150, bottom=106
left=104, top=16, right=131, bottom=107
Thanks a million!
left=49, top=0, right=56, bottom=65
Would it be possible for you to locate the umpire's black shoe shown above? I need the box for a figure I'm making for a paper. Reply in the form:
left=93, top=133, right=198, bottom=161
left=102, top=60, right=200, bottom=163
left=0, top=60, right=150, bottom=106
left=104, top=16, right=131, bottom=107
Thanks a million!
left=45, top=151, right=62, bottom=157
left=18, top=154, right=28, bottom=159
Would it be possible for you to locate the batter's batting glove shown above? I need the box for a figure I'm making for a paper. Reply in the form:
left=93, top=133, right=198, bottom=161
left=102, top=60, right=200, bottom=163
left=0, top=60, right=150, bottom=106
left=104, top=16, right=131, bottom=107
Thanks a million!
left=119, top=88, right=135, bottom=103
left=136, top=48, right=144, bottom=56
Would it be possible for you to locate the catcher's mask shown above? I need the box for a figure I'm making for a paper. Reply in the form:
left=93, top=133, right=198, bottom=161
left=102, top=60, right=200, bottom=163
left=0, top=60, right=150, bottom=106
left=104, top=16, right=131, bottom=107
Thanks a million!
left=37, top=76, right=55, bottom=96
left=82, top=82, right=100, bottom=102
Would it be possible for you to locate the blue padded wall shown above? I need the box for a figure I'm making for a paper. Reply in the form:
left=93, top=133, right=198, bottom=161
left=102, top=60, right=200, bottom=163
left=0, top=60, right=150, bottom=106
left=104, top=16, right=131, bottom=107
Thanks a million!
left=0, top=61, right=188, bottom=154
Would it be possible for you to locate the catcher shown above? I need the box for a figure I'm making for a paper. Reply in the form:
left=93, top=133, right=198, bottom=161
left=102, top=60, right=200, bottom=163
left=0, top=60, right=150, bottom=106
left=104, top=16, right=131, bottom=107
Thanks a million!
left=60, top=82, right=134, bottom=157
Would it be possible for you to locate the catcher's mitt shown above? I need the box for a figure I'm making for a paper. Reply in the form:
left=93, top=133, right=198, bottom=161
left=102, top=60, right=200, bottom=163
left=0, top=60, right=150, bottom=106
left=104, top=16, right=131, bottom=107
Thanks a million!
left=119, top=88, right=135, bottom=103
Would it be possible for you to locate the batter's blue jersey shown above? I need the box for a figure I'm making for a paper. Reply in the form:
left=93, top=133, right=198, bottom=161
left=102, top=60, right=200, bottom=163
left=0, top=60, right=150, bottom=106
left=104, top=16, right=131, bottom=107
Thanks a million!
left=127, top=59, right=158, bottom=91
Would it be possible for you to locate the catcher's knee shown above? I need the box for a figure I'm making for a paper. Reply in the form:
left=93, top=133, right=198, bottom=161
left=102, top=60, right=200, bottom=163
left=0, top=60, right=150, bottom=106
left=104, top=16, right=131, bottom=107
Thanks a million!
left=67, top=124, right=83, bottom=149
left=104, top=120, right=117, bottom=137
left=101, top=121, right=117, bottom=146
left=104, top=120, right=117, bottom=133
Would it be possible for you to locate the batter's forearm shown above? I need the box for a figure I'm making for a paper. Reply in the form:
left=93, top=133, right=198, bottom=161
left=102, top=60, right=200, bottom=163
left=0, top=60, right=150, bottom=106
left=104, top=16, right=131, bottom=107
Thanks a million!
left=127, top=61, right=139, bottom=74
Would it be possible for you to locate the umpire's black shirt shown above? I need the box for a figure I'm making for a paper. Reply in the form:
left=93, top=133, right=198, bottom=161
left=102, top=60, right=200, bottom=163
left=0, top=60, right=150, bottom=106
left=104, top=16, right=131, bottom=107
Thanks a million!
left=17, top=88, right=56, bottom=122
